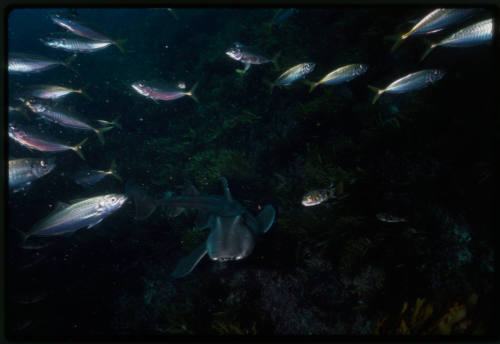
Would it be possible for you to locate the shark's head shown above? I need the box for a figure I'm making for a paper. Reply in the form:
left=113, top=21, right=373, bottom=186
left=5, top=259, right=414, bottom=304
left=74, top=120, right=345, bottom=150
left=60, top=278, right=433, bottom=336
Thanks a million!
left=206, top=215, right=256, bottom=262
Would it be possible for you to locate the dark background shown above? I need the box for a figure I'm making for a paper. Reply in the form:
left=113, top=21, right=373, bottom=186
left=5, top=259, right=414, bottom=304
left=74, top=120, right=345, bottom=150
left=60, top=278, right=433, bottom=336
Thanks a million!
left=5, top=7, right=496, bottom=338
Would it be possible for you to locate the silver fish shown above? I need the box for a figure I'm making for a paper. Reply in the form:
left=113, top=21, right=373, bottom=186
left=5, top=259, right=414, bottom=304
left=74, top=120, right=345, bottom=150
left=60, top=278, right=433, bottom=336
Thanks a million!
left=8, top=124, right=88, bottom=160
left=8, top=53, right=72, bottom=74
left=267, top=62, right=315, bottom=93
left=392, top=8, right=480, bottom=51
left=9, top=158, right=56, bottom=192
left=22, top=98, right=113, bottom=144
left=28, top=84, right=85, bottom=100
left=307, top=63, right=368, bottom=93
left=376, top=213, right=407, bottom=223
left=50, top=13, right=125, bottom=53
left=74, top=160, right=122, bottom=187
left=131, top=81, right=198, bottom=103
left=21, top=194, right=127, bottom=241
left=226, top=45, right=279, bottom=74
left=368, top=69, right=445, bottom=104
left=420, top=18, right=492, bottom=61
left=40, top=33, right=113, bottom=53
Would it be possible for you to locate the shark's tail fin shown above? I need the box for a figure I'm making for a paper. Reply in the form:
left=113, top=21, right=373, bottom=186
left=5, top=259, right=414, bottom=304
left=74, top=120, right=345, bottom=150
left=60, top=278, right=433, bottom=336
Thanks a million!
left=125, top=180, right=158, bottom=220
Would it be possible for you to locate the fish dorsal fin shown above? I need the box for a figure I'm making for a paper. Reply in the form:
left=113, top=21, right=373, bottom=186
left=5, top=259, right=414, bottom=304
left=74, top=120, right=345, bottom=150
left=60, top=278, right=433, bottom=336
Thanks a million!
left=50, top=202, right=70, bottom=214
left=69, top=198, right=88, bottom=204
left=256, top=205, right=276, bottom=234
left=220, top=176, right=232, bottom=201
left=171, top=242, right=208, bottom=278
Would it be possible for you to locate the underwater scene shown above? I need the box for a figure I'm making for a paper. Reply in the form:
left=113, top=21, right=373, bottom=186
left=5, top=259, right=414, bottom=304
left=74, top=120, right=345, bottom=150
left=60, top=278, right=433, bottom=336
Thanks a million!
left=6, top=7, right=496, bottom=338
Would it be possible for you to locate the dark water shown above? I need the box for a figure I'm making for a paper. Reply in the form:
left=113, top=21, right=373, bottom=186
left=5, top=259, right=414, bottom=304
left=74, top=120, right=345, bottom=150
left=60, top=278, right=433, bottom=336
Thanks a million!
left=6, top=7, right=496, bottom=339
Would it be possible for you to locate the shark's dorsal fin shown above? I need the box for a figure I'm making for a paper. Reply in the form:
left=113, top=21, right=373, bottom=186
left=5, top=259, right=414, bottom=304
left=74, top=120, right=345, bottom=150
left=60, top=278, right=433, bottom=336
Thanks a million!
left=171, top=242, right=208, bottom=278
left=184, top=181, right=200, bottom=196
left=220, top=176, right=232, bottom=201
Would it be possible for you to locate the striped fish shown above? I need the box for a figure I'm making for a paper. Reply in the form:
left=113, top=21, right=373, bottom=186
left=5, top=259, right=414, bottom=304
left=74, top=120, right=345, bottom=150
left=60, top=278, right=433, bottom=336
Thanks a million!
left=50, top=13, right=125, bottom=53
left=420, top=18, right=493, bottom=60
left=22, top=98, right=113, bottom=144
left=40, top=33, right=113, bottom=53
left=21, top=194, right=127, bottom=240
left=368, top=69, right=445, bottom=104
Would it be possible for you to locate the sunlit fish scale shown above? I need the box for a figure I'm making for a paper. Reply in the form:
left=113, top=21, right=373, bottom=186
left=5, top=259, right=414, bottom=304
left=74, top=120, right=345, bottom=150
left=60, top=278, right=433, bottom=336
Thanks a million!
left=9, top=158, right=56, bottom=192
left=8, top=124, right=88, bottom=160
left=308, top=64, right=368, bottom=93
left=131, top=81, right=198, bottom=103
left=28, top=85, right=83, bottom=100
left=420, top=18, right=493, bottom=61
left=22, top=98, right=113, bottom=144
left=8, top=53, right=67, bottom=73
left=368, top=69, right=445, bottom=104
left=267, top=62, right=315, bottom=93
left=24, top=194, right=127, bottom=239
left=391, top=8, right=480, bottom=51
left=40, top=33, right=113, bottom=53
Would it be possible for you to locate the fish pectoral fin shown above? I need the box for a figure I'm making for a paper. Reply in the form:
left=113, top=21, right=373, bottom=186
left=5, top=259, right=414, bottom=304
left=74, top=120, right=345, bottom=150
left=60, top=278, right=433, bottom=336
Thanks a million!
left=151, top=98, right=160, bottom=104
left=87, top=218, right=104, bottom=229
left=243, top=63, right=251, bottom=73
left=171, top=242, right=208, bottom=278
left=256, top=205, right=276, bottom=234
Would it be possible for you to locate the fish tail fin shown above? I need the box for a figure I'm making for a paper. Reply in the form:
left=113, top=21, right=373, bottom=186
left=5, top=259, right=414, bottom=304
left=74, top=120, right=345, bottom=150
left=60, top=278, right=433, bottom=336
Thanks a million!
left=63, top=53, right=79, bottom=75
left=390, top=36, right=405, bottom=52
left=15, top=227, right=28, bottom=245
left=304, top=80, right=318, bottom=93
left=271, top=51, right=281, bottom=71
left=368, top=85, right=384, bottom=104
left=110, top=115, right=122, bottom=129
left=12, top=105, right=31, bottom=120
left=186, top=82, right=199, bottom=102
left=420, top=43, right=436, bottom=62
left=72, top=137, right=88, bottom=160
left=263, top=78, right=275, bottom=94
left=78, top=83, right=93, bottom=101
left=94, top=126, right=114, bottom=145
left=109, top=159, right=123, bottom=182
left=113, top=38, right=127, bottom=53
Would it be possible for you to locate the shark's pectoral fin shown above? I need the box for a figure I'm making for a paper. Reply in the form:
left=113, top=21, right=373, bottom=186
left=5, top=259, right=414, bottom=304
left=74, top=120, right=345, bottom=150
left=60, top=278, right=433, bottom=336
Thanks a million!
left=171, top=242, right=208, bottom=278
left=257, top=205, right=276, bottom=234
left=125, top=180, right=158, bottom=220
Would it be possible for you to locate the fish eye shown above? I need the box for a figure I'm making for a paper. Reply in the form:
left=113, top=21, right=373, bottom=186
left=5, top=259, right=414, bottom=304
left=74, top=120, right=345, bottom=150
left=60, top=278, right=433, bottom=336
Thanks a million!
left=40, top=160, right=47, bottom=167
